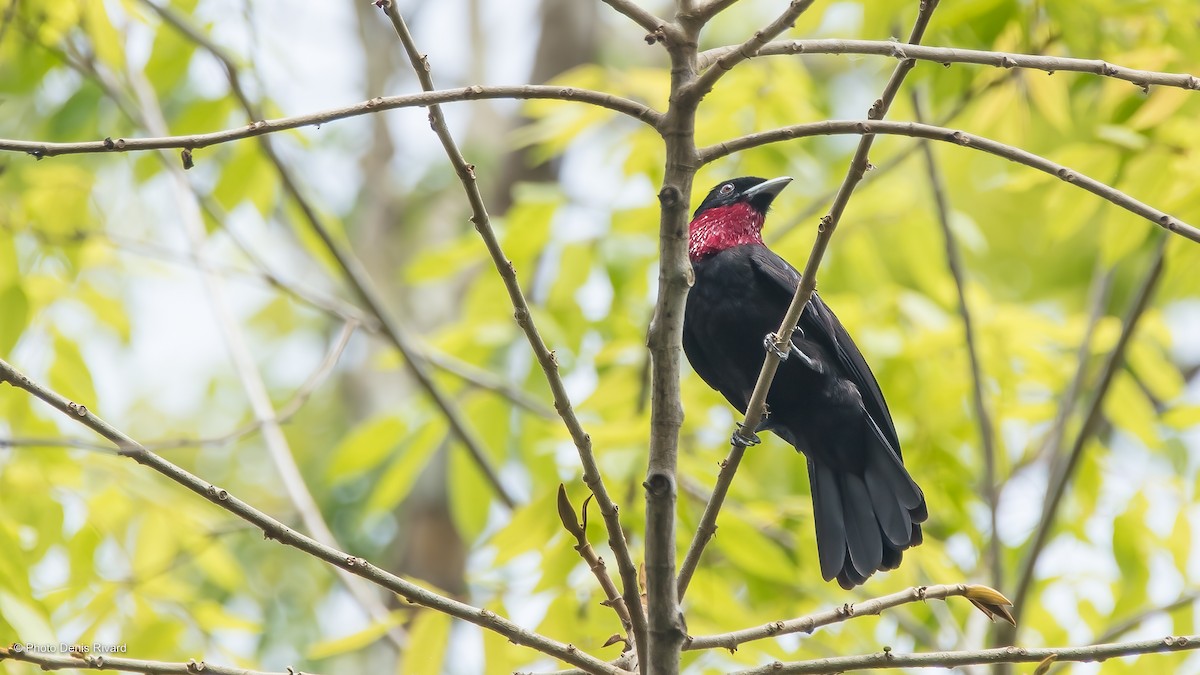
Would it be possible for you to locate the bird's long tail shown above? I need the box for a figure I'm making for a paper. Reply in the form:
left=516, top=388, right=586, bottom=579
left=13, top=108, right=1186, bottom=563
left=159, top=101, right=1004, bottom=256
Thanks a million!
left=808, top=438, right=927, bottom=589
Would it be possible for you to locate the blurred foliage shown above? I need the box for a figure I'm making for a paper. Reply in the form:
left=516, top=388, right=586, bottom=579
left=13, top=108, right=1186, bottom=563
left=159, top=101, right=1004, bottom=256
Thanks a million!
left=2, top=0, right=1200, bottom=674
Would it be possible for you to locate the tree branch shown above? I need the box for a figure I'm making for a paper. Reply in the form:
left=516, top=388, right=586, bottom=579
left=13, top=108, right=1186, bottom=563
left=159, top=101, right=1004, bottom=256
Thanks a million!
left=685, top=584, right=1010, bottom=652
left=678, top=0, right=941, bottom=601
left=691, top=0, right=743, bottom=24
left=730, top=634, right=1200, bottom=675
left=0, top=86, right=659, bottom=159
left=378, top=0, right=650, bottom=660
left=700, top=120, right=1200, bottom=244
left=0, top=358, right=629, bottom=675
left=640, top=5, right=710, bottom=673
left=0, top=647, right=313, bottom=675
left=696, top=38, right=1200, bottom=91
left=683, top=0, right=817, bottom=102
left=911, top=91, right=1001, bottom=589
left=558, top=486, right=635, bottom=646
left=598, top=0, right=669, bottom=35
left=1007, top=234, right=1169, bottom=628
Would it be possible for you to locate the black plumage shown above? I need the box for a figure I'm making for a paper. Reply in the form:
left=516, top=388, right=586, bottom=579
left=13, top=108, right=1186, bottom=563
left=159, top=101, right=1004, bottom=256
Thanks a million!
left=682, top=176, right=927, bottom=589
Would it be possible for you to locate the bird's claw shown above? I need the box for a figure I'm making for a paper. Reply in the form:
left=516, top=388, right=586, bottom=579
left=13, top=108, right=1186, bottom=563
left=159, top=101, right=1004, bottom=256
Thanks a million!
left=764, top=333, right=790, bottom=361
left=731, top=424, right=761, bottom=448
left=764, top=332, right=822, bottom=373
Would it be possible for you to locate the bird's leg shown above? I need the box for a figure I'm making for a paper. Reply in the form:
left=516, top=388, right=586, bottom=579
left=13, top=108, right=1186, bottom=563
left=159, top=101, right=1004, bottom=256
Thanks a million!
left=731, top=423, right=761, bottom=447
left=763, top=331, right=822, bottom=373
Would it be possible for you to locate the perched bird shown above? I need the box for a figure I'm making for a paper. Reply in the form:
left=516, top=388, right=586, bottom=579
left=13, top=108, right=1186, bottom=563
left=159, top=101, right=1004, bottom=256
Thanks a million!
left=682, top=176, right=927, bottom=589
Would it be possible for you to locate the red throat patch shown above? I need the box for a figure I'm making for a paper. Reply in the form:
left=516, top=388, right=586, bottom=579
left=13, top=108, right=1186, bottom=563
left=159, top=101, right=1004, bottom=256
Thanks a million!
left=688, top=202, right=765, bottom=261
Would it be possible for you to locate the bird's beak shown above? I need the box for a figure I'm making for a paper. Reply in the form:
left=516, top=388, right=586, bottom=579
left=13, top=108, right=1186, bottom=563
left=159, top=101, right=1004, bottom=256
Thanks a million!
left=742, top=176, right=793, bottom=201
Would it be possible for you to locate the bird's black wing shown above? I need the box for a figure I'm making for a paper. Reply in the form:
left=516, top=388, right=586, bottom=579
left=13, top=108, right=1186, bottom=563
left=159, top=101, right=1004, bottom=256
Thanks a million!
left=747, top=246, right=903, bottom=457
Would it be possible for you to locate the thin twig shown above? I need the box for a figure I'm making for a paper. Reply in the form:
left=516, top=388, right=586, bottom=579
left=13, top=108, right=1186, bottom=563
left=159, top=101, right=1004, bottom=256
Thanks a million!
left=1094, top=591, right=1200, bottom=646
left=696, top=38, right=1200, bottom=91
left=0, top=358, right=629, bottom=675
left=684, top=0, right=817, bottom=101
left=0, top=85, right=659, bottom=159
left=685, top=584, right=1007, bottom=651
left=558, top=487, right=634, bottom=645
left=379, top=0, right=649, bottom=659
left=0, top=648, right=314, bottom=675
left=1008, top=234, right=1169, bottom=627
left=598, top=0, right=669, bottom=34
left=911, top=91, right=1001, bottom=588
left=678, top=0, right=941, bottom=600
left=691, top=0, right=743, bottom=23
left=768, top=34, right=1055, bottom=243
left=422, top=350, right=557, bottom=419
left=699, top=119, right=1200, bottom=244
left=729, top=634, right=1200, bottom=675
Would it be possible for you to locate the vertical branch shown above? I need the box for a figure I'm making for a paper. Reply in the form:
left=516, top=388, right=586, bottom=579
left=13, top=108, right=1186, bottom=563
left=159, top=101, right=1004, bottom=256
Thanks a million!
left=379, top=0, right=652, bottom=663
left=911, top=91, right=1001, bottom=588
left=678, top=0, right=941, bottom=601
left=1006, top=234, right=1168, bottom=629
left=638, top=12, right=709, bottom=675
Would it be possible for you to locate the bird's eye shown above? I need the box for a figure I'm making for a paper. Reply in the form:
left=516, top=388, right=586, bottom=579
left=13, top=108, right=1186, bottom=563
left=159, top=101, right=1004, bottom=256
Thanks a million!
left=719, top=183, right=734, bottom=195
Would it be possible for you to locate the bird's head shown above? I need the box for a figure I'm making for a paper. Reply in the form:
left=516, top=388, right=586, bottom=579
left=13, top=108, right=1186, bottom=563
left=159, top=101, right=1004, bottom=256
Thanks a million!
left=688, top=176, right=792, bottom=261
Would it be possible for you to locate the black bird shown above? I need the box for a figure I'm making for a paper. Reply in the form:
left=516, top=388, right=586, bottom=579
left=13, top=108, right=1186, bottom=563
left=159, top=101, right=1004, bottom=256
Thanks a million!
left=682, top=176, right=927, bottom=589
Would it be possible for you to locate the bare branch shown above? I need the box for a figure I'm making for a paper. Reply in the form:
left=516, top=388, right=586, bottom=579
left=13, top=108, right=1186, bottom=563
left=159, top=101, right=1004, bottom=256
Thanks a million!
left=675, top=442, right=744, bottom=598
left=1008, top=234, right=1168, bottom=627
left=679, top=0, right=941, bottom=601
left=0, top=86, right=659, bottom=159
left=729, top=634, right=1200, bottom=675
left=911, top=91, right=1001, bottom=588
left=700, top=120, right=1200, bottom=244
left=558, top=486, right=635, bottom=644
left=697, top=38, right=1200, bottom=92
left=378, top=0, right=649, bottom=659
left=691, top=0, right=743, bottom=23
left=684, top=0, right=817, bottom=102
left=1094, top=591, right=1200, bottom=645
left=598, top=0, right=669, bottom=35
left=0, top=647, right=312, bottom=675
left=422, top=350, right=558, bottom=419
left=640, top=6, right=712, bottom=673
left=0, top=358, right=629, bottom=675
left=685, top=584, right=1011, bottom=652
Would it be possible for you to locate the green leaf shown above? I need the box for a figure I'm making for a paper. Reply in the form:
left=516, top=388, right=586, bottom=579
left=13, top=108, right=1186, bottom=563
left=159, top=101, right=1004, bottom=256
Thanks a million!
left=0, top=591, right=55, bottom=643
left=307, top=610, right=406, bottom=660
left=48, top=332, right=96, bottom=410
left=1102, top=372, right=1158, bottom=447
left=0, top=283, right=29, bottom=356
left=328, top=414, right=407, bottom=482
left=400, top=611, right=452, bottom=675
left=363, top=420, right=444, bottom=514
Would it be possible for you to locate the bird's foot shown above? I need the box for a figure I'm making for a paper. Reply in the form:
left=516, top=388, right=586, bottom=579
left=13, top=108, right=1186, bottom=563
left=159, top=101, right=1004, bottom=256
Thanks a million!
left=764, top=332, right=822, bottom=373
left=731, top=423, right=761, bottom=448
left=764, top=333, right=790, bottom=360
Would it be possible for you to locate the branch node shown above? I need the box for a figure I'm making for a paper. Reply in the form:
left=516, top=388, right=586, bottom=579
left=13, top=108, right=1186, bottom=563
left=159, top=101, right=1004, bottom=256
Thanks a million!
left=657, top=184, right=684, bottom=207
left=103, top=137, right=115, bottom=149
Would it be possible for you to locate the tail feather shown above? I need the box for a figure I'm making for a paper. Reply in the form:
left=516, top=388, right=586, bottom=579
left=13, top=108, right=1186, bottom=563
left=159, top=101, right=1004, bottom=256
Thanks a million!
left=808, top=459, right=847, bottom=583
left=839, top=473, right=883, bottom=578
left=864, top=457, right=912, bottom=547
left=809, top=440, right=927, bottom=589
